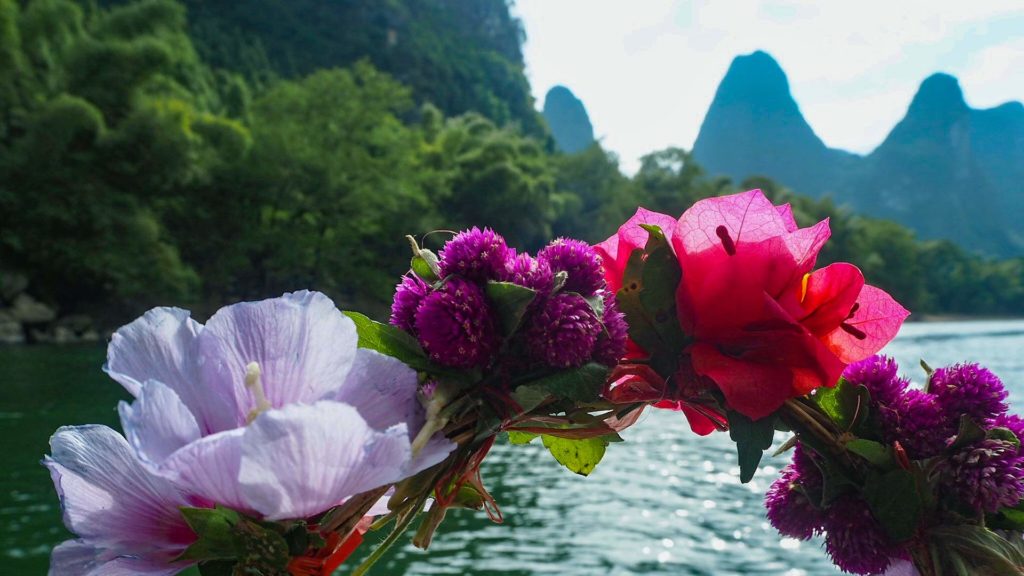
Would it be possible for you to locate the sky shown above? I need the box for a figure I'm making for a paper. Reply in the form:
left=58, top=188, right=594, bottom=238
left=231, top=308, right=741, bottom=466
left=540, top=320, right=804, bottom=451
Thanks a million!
left=513, top=0, right=1024, bottom=173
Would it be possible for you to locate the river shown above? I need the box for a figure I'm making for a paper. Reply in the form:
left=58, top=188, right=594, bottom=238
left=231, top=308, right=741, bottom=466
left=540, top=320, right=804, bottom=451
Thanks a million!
left=3, top=320, right=1023, bottom=575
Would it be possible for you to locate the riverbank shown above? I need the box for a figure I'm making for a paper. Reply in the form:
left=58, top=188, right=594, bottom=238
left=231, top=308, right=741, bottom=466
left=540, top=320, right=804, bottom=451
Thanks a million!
left=0, top=273, right=101, bottom=345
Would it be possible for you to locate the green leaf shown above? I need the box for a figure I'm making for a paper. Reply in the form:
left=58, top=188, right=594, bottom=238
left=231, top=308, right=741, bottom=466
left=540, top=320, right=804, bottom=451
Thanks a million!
left=948, top=415, right=986, bottom=451
left=987, top=426, right=1020, bottom=449
left=176, top=506, right=243, bottom=562
left=991, top=504, right=1024, bottom=530
left=846, top=439, right=894, bottom=468
left=344, top=311, right=431, bottom=371
left=541, top=434, right=608, bottom=476
left=727, top=410, right=775, bottom=483
left=485, top=281, right=538, bottom=337
left=507, top=431, right=538, bottom=445
left=197, top=560, right=235, bottom=576
left=812, top=378, right=870, bottom=432
left=510, top=384, right=550, bottom=414
left=862, top=469, right=922, bottom=542
left=411, top=253, right=439, bottom=282
left=520, top=363, right=609, bottom=403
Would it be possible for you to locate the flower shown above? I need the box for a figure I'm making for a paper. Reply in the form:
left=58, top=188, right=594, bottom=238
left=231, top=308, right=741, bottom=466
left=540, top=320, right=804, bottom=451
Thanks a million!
left=499, top=251, right=554, bottom=294
left=601, top=191, right=909, bottom=421
left=593, top=291, right=628, bottom=366
left=823, top=495, right=902, bottom=575
left=45, top=425, right=198, bottom=575
left=675, top=191, right=909, bottom=420
left=595, top=208, right=678, bottom=294
left=525, top=292, right=601, bottom=368
left=106, top=291, right=455, bottom=522
left=843, top=355, right=907, bottom=407
left=537, top=238, right=604, bottom=296
left=390, top=273, right=432, bottom=333
left=415, top=278, right=499, bottom=368
left=884, top=389, right=953, bottom=459
left=931, top=363, right=1008, bottom=424
left=438, top=227, right=511, bottom=282
left=764, top=445, right=825, bottom=540
left=941, top=438, right=1024, bottom=513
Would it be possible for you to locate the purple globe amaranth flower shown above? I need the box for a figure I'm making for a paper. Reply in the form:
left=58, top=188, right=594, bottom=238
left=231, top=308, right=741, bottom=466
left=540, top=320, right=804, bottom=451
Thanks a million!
left=765, top=445, right=825, bottom=540
left=823, top=495, right=902, bottom=576
left=931, top=363, right=1008, bottom=423
left=499, top=251, right=554, bottom=294
left=942, top=438, right=1024, bottom=513
left=881, top=389, right=955, bottom=460
left=104, top=291, right=455, bottom=522
left=843, top=355, right=907, bottom=407
left=415, top=277, right=499, bottom=368
left=537, top=238, right=605, bottom=297
left=438, top=227, right=511, bottom=282
left=391, top=273, right=432, bottom=333
left=525, top=292, right=601, bottom=368
left=593, top=291, right=628, bottom=366
left=44, top=425, right=199, bottom=575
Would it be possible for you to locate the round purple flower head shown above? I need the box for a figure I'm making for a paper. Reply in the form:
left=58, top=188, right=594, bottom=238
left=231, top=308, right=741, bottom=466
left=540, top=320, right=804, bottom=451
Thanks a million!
left=525, top=292, right=601, bottom=368
left=537, top=238, right=605, bottom=297
left=942, top=438, right=1024, bottom=513
left=415, top=277, right=499, bottom=368
left=765, top=444, right=825, bottom=540
left=843, top=355, right=907, bottom=407
left=438, top=227, right=511, bottom=282
left=593, top=291, right=628, bottom=366
left=883, top=389, right=955, bottom=460
left=823, top=496, right=901, bottom=575
left=391, top=273, right=432, bottom=333
left=931, top=363, right=1008, bottom=423
left=499, top=251, right=554, bottom=294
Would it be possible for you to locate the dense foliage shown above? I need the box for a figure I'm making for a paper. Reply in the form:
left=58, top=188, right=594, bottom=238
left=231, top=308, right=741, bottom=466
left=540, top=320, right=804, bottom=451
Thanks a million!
left=1, top=0, right=1021, bottom=326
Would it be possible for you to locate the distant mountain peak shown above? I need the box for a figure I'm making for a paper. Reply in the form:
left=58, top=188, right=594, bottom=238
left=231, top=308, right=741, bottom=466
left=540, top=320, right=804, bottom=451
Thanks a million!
left=907, top=73, right=968, bottom=118
left=542, top=85, right=594, bottom=154
left=713, top=50, right=793, bottom=110
left=692, top=50, right=848, bottom=198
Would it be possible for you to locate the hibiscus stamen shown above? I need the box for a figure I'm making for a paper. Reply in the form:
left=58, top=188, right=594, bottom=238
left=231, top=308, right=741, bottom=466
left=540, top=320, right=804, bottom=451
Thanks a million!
left=715, top=225, right=736, bottom=256
left=245, top=362, right=273, bottom=423
left=839, top=322, right=867, bottom=340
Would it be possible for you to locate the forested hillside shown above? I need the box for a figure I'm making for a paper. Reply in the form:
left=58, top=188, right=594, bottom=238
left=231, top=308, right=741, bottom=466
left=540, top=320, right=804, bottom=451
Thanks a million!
left=1, top=0, right=1022, bottom=340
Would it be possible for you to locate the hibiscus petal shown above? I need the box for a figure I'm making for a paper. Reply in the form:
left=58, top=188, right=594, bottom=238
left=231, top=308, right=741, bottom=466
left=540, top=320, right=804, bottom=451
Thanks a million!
left=823, top=284, right=910, bottom=363
left=239, top=402, right=415, bottom=521
left=681, top=404, right=720, bottom=436
left=45, top=426, right=195, bottom=551
left=49, top=540, right=187, bottom=576
left=795, top=262, right=865, bottom=336
left=334, top=348, right=422, bottom=433
left=104, top=308, right=199, bottom=398
left=689, top=343, right=793, bottom=420
left=158, top=428, right=249, bottom=514
left=104, top=307, right=236, bottom=435
left=118, top=380, right=201, bottom=466
left=199, top=291, right=358, bottom=417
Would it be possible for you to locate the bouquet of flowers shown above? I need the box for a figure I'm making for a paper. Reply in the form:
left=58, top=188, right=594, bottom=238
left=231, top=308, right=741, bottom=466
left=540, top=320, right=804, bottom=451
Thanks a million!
left=42, top=189, right=1024, bottom=576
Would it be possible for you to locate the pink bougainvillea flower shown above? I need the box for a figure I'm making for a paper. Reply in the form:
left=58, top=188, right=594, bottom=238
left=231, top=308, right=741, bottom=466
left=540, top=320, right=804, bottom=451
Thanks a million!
left=673, top=190, right=909, bottom=420
left=45, top=425, right=199, bottom=575
left=595, top=208, right=677, bottom=295
left=599, top=191, right=909, bottom=424
left=105, top=291, right=455, bottom=521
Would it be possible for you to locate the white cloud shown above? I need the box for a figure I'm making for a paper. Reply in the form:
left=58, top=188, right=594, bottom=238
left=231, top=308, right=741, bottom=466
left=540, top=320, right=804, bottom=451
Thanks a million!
left=513, top=0, right=1024, bottom=173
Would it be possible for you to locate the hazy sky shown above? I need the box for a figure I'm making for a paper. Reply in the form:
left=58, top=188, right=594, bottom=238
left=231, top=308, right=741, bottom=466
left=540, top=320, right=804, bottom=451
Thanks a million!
left=514, top=1, right=1024, bottom=173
